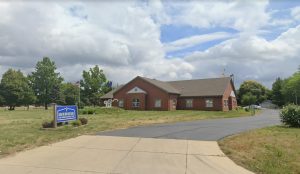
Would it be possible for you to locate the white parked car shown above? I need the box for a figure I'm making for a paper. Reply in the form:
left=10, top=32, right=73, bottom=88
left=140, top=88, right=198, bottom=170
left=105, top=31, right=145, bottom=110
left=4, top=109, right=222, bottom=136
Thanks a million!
left=243, top=105, right=262, bottom=109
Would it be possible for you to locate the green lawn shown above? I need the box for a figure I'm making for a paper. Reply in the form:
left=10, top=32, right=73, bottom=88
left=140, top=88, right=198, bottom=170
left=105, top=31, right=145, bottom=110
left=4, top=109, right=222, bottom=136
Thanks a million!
left=219, top=126, right=300, bottom=174
left=0, top=107, right=250, bottom=159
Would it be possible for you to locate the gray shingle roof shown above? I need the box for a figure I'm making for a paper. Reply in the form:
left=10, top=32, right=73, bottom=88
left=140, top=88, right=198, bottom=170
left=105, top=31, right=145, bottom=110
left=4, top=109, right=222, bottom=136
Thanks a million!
left=168, top=77, right=232, bottom=97
left=100, top=85, right=124, bottom=99
left=140, top=77, right=180, bottom=94
left=103, top=76, right=232, bottom=98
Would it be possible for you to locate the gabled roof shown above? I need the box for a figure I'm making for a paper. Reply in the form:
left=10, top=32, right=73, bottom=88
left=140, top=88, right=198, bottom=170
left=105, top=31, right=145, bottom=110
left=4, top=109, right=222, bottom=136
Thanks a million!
left=167, top=77, right=232, bottom=97
left=100, top=85, right=124, bottom=99
left=139, top=77, right=180, bottom=94
left=107, top=76, right=233, bottom=98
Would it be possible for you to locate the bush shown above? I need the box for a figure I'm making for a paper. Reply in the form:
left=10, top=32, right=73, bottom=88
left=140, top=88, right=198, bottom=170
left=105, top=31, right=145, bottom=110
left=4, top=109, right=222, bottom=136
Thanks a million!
left=245, top=108, right=250, bottom=112
left=81, top=110, right=87, bottom=114
left=280, top=104, right=300, bottom=127
left=71, top=120, right=82, bottom=127
left=79, top=108, right=95, bottom=115
left=79, top=118, right=88, bottom=125
left=87, top=109, right=94, bottom=114
left=42, top=120, right=54, bottom=128
left=78, top=103, right=85, bottom=109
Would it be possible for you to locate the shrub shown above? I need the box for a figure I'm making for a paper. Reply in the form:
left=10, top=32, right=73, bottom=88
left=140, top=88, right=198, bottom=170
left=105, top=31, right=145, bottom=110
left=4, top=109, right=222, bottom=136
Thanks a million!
left=78, top=103, right=85, bottom=109
left=79, top=110, right=87, bottom=114
left=71, top=120, right=82, bottom=127
left=87, top=109, right=94, bottom=115
left=244, top=108, right=250, bottom=112
left=79, top=108, right=95, bottom=115
left=280, top=104, right=300, bottom=127
left=42, top=120, right=54, bottom=128
left=79, top=118, right=88, bottom=125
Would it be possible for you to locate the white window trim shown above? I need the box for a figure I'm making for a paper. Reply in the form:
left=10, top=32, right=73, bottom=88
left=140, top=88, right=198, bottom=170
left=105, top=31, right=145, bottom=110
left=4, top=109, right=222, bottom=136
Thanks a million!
left=205, top=99, right=213, bottom=108
left=132, top=98, right=140, bottom=108
left=186, top=99, right=193, bottom=108
left=154, top=99, right=161, bottom=108
left=118, top=99, right=124, bottom=108
left=224, top=99, right=228, bottom=107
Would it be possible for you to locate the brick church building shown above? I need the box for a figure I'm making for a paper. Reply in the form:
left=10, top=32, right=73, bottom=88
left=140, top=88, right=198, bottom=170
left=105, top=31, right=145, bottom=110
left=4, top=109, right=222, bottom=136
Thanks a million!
left=101, top=76, right=237, bottom=111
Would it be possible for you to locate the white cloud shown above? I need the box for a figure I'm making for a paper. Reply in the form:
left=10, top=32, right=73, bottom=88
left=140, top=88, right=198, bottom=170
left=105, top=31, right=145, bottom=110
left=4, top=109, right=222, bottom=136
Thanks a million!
left=0, top=0, right=300, bottom=89
left=185, top=24, right=300, bottom=87
left=164, top=32, right=234, bottom=52
left=167, top=0, right=270, bottom=32
left=291, top=6, right=300, bottom=21
left=0, top=1, right=195, bottom=84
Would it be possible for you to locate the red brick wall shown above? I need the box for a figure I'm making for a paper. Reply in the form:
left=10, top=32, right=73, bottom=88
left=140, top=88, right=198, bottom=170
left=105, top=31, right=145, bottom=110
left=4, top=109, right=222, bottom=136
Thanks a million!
left=222, top=81, right=237, bottom=111
left=113, top=77, right=172, bottom=111
left=125, top=93, right=146, bottom=110
left=112, top=77, right=237, bottom=111
left=177, top=96, right=224, bottom=111
left=169, top=94, right=179, bottom=111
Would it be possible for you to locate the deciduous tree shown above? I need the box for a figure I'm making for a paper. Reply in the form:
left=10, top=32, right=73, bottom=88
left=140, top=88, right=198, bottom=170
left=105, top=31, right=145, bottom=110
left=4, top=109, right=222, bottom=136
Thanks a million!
left=238, top=80, right=269, bottom=104
left=80, top=65, right=111, bottom=106
left=0, top=69, right=35, bottom=110
left=271, top=77, right=285, bottom=107
left=29, top=57, right=63, bottom=109
left=60, top=83, right=80, bottom=105
left=241, top=93, right=257, bottom=107
left=282, top=72, right=300, bottom=105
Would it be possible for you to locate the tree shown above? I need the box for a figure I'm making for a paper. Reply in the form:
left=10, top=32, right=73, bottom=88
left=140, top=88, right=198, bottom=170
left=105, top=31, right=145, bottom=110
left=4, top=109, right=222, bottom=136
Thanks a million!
left=282, top=72, right=300, bottom=105
left=80, top=65, right=111, bottom=106
left=59, top=83, right=80, bottom=105
left=29, top=57, right=63, bottom=109
left=0, top=69, right=35, bottom=110
left=241, top=93, right=257, bottom=106
left=271, top=77, right=285, bottom=107
left=0, top=94, right=4, bottom=106
left=238, top=80, right=269, bottom=104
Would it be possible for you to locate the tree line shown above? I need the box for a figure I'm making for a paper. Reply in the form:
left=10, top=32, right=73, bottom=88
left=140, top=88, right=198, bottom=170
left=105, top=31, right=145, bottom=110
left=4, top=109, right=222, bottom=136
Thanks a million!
left=237, top=66, right=300, bottom=107
left=0, top=57, right=298, bottom=110
left=0, top=57, right=111, bottom=110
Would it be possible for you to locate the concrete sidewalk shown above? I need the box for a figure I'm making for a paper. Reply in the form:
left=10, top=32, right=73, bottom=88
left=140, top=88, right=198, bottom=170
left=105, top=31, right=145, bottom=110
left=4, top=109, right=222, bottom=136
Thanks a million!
left=0, top=135, right=253, bottom=174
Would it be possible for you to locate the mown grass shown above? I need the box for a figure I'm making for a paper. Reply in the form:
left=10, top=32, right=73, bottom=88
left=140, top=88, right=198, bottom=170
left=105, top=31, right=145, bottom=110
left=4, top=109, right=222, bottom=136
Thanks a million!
left=219, top=126, right=300, bottom=174
left=0, top=107, right=250, bottom=158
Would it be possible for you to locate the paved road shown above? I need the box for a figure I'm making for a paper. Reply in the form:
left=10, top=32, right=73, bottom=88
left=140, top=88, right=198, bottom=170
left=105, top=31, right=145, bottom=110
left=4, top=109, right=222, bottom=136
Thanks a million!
left=98, top=109, right=280, bottom=141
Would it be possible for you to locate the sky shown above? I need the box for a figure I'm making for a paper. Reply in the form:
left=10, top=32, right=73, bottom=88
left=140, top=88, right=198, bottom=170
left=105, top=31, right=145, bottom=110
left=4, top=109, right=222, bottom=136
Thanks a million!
left=1, top=0, right=300, bottom=88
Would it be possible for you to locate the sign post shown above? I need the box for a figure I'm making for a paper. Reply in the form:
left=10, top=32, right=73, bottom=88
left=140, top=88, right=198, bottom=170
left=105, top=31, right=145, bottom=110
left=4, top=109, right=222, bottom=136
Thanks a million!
left=53, top=104, right=57, bottom=128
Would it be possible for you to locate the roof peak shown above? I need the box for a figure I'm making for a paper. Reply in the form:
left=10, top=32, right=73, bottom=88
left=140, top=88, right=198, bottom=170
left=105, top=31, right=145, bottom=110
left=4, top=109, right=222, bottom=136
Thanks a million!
left=166, top=76, right=231, bottom=83
left=139, top=76, right=231, bottom=83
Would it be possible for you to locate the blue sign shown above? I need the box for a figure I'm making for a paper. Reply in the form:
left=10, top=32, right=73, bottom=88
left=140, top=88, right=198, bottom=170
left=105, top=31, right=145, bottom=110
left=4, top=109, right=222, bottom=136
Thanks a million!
left=56, top=105, right=78, bottom=123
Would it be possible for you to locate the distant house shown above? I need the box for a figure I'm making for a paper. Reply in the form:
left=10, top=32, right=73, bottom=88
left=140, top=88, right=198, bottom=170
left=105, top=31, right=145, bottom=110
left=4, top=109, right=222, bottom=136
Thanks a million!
left=101, top=76, right=237, bottom=111
left=260, top=100, right=278, bottom=109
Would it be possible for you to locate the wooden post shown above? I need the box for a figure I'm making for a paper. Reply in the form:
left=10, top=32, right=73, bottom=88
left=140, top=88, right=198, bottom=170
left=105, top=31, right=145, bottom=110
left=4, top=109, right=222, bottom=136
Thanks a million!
left=76, top=105, right=79, bottom=121
left=53, top=104, right=57, bottom=128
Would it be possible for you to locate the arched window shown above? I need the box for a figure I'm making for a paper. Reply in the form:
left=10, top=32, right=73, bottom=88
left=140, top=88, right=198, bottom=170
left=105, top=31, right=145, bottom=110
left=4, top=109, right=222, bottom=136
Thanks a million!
left=132, top=98, right=140, bottom=108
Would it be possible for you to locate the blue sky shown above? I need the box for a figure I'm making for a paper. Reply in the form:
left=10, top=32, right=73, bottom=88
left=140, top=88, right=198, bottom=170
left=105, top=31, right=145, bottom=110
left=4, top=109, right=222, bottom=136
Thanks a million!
left=160, top=0, right=300, bottom=59
left=0, top=0, right=300, bottom=88
left=161, top=25, right=238, bottom=57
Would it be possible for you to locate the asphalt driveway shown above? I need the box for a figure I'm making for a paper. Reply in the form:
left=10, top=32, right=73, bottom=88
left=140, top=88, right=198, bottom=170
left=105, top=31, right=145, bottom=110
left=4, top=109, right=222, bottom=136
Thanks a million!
left=98, top=109, right=280, bottom=141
